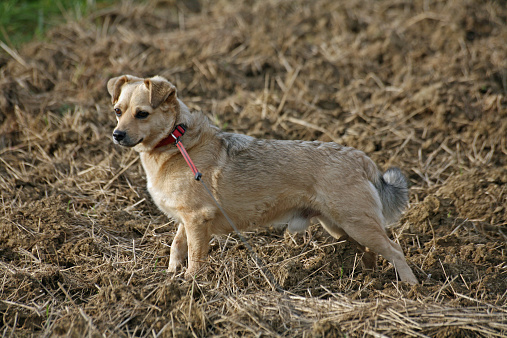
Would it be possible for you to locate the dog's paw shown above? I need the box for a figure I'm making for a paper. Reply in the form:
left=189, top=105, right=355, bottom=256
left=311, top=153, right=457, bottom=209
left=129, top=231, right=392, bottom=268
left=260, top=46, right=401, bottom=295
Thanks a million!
left=167, top=264, right=180, bottom=274
left=168, top=258, right=184, bottom=274
left=183, top=263, right=207, bottom=280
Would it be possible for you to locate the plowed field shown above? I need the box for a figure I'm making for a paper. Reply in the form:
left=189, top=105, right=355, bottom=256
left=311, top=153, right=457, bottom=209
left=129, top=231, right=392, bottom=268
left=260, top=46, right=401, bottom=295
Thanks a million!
left=1, top=0, right=506, bottom=336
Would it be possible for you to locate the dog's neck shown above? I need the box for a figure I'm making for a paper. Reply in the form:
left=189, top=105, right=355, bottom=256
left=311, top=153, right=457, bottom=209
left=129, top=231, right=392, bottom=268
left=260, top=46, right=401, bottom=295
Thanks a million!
left=145, top=100, right=218, bottom=156
left=154, top=124, right=187, bottom=148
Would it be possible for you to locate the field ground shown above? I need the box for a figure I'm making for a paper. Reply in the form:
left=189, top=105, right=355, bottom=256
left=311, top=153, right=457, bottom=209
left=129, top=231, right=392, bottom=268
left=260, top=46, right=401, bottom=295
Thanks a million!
left=0, top=0, right=506, bottom=336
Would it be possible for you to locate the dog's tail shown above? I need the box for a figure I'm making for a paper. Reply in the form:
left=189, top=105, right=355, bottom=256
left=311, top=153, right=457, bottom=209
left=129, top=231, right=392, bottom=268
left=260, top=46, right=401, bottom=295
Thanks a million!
left=361, top=154, right=409, bottom=225
left=373, top=167, right=409, bottom=225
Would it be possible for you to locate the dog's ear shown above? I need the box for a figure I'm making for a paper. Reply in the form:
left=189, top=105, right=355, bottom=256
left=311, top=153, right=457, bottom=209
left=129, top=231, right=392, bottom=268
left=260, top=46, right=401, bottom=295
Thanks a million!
left=107, top=75, right=143, bottom=104
left=107, top=76, right=128, bottom=104
left=144, top=77, right=176, bottom=108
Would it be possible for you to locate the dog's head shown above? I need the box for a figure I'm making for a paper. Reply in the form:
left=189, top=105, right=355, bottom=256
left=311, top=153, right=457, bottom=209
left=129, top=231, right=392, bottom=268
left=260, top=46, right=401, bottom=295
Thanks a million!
left=107, top=75, right=180, bottom=151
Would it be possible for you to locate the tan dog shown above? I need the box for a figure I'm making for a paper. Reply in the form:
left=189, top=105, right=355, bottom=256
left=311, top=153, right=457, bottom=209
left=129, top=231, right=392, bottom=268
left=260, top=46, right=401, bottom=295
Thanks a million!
left=107, top=74, right=418, bottom=285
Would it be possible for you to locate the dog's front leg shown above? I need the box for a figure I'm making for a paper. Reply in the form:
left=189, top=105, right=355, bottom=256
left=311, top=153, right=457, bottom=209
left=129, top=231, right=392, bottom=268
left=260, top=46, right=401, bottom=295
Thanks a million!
left=168, top=223, right=188, bottom=273
left=183, top=217, right=212, bottom=280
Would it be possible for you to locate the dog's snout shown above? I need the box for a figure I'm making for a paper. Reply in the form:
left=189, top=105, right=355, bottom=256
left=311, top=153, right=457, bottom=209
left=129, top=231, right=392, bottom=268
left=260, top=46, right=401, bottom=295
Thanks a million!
left=113, top=130, right=126, bottom=142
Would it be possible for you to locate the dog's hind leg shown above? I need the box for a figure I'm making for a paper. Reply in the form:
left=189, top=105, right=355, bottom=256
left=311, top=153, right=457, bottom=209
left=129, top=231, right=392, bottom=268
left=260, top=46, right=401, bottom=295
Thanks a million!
left=337, top=215, right=418, bottom=284
left=317, top=216, right=377, bottom=271
left=168, top=223, right=188, bottom=273
left=317, top=216, right=347, bottom=239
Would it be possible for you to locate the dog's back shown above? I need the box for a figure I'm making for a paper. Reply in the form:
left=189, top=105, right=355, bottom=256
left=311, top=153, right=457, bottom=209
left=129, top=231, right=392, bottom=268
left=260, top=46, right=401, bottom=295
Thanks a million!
left=214, top=133, right=407, bottom=228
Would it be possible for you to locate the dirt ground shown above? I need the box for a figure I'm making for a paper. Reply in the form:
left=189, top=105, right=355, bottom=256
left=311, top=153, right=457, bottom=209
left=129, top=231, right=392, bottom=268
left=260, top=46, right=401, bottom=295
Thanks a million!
left=0, top=0, right=506, bottom=336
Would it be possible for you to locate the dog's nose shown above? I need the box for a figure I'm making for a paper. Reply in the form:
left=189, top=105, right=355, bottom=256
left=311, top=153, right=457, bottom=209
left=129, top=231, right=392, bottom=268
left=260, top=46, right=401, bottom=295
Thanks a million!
left=113, top=130, right=126, bottom=142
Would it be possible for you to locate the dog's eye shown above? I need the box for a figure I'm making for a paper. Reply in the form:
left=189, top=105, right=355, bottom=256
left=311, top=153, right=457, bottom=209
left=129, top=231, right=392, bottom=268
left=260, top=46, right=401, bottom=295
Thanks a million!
left=136, top=111, right=149, bottom=119
left=114, top=108, right=122, bottom=117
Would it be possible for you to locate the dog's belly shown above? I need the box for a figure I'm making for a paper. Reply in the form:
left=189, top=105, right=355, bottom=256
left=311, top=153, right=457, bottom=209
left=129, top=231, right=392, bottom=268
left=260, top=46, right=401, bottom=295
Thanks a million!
left=271, top=208, right=318, bottom=233
left=273, top=215, right=311, bottom=233
left=287, top=216, right=311, bottom=233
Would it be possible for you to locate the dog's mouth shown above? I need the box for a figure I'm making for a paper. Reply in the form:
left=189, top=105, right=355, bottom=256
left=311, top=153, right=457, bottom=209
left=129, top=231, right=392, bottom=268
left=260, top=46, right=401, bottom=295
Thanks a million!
left=114, top=137, right=144, bottom=148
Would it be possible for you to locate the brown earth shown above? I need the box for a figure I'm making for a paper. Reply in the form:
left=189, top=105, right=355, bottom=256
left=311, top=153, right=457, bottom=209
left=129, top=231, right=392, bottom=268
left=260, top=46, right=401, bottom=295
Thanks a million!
left=0, top=0, right=506, bottom=336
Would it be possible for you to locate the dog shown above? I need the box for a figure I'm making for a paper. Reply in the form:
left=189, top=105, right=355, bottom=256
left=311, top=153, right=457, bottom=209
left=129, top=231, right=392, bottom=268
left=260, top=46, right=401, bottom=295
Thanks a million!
left=107, top=74, right=419, bottom=285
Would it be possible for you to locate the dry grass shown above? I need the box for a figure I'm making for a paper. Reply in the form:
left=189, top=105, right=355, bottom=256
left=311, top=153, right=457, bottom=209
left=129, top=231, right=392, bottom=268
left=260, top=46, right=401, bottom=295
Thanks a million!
left=1, top=0, right=506, bottom=336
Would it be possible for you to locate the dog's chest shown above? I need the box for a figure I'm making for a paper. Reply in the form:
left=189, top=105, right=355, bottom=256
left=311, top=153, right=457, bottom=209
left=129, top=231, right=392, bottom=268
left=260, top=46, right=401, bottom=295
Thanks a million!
left=146, top=178, right=182, bottom=222
left=140, top=154, right=185, bottom=223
